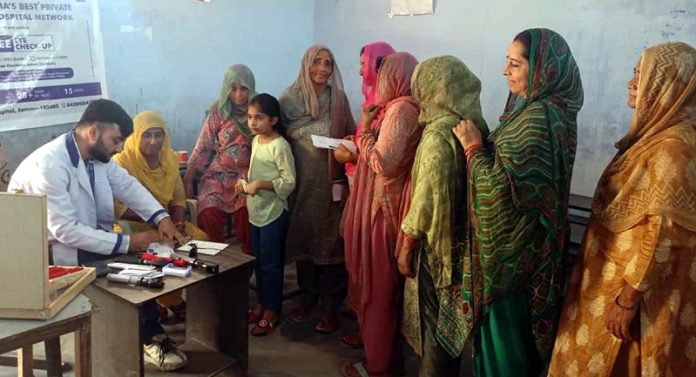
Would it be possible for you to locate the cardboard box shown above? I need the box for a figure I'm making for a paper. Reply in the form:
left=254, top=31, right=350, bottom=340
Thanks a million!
left=0, top=192, right=95, bottom=319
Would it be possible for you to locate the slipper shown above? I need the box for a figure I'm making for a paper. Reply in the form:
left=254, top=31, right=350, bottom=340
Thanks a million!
left=250, top=319, right=279, bottom=337
left=248, top=309, right=262, bottom=325
left=314, top=312, right=338, bottom=334
left=340, top=362, right=389, bottom=377
left=340, top=333, right=363, bottom=349
left=288, top=305, right=312, bottom=324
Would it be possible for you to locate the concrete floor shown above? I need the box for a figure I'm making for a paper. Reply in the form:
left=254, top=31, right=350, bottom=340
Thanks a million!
left=0, top=265, right=419, bottom=377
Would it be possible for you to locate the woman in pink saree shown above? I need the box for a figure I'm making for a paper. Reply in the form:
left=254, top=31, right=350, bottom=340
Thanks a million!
left=341, top=52, right=422, bottom=377
left=338, top=41, right=396, bottom=349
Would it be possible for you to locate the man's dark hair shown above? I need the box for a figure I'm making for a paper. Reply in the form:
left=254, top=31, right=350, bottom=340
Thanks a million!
left=76, top=99, right=133, bottom=137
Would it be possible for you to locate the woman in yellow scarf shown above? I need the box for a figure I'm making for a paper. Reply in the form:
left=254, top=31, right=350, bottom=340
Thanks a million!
left=549, top=42, right=696, bottom=376
left=113, top=110, right=209, bottom=319
left=113, top=110, right=208, bottom=241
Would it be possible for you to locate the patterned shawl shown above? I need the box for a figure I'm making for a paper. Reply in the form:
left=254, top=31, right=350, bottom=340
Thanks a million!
left=211, top=64, right=256, bottom=139
left=113, top=111, right=180, bottom=208
left=464, top=28, right=583, bottom=359
left=592, top=42, right=696, bottom=233
left=401, top=55, right=488, bottom=289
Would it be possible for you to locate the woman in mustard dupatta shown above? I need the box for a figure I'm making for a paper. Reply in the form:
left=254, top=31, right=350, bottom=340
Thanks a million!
left=114, top=110, right=208, bottom=241
left=454, top=28, right=583, bottom=375
left=549, top=42, right=696, bottom=377
left=113, top=110, right=209, bottom=319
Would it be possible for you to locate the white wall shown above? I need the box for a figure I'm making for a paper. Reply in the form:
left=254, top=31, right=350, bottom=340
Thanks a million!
left=101, top=0, right=314, bottom=150
left=0, top=0, right=314, bottom=169
left=314, top=0, right=696, bottom=196
left=3, top=0, right=696, bottom=197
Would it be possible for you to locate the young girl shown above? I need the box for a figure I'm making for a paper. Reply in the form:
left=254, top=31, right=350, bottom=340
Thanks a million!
left=236, top=93, right=296, bottom=336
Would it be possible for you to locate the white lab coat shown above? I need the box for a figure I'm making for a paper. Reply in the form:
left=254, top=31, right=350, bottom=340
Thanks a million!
left=8, top=132, right=167, bottom=266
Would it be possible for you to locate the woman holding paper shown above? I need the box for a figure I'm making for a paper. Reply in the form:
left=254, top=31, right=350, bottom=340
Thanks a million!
left=280, top=45, right=356, bottom=333
left=341, top=52, right=421, bottom=377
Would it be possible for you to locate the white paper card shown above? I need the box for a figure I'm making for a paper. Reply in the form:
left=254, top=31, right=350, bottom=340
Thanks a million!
left=389, top=0, right=433, bottom=16
left=332, top=183, right=346, bottom=202
left=177, top=240, right=228, bottom=256
left=311, top=135, right=357, bottom=153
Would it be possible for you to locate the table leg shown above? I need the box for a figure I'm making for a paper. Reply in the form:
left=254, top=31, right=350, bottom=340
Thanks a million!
left=187, top=264, right=252, bottom=370
left=44, top=337, right=62, bottom=377
left=17, top=346, right=33, bottom=377
left=84, top=285, right=142, bottom=377
left=73, top=317, right=91, bottom=377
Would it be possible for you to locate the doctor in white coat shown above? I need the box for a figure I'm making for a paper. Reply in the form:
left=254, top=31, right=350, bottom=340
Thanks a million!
left=8, top=99, right=188, bottom=371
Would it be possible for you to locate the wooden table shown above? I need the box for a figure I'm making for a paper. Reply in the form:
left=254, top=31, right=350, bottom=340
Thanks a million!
left=0, top=294, right=93, bottom=377
left=84, top=245, right=255, bottom=377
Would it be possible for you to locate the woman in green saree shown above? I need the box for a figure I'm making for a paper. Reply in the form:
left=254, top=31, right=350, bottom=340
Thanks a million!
left=453, top=28, right=583, bottom=376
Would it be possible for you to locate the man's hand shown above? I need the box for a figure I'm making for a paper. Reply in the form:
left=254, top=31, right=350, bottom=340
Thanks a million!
left=157, top=217, right=185, bottom=245
left=129, top=231, right=155, bottom=252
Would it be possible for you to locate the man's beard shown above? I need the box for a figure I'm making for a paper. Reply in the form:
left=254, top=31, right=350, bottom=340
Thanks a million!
left=90, top=137, right=112, bottom=163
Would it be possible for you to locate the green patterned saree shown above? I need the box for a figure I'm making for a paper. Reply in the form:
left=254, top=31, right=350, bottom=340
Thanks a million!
left=464, top=29, right=583, bottom=376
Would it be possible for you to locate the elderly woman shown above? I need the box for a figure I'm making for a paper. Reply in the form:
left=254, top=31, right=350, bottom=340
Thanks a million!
left=114, top=111, right=208, bottom=240
left=183, top=65, right=255, bottom=254
left=398, top=55, right=489, bottom=377
left=549, top=42, right=696, bottom=377
left=280, top=45, right=356, bottom=333
left=341, top=52, right=420, bottom=377
left=453, top=28, right=583, bottom=375
left=113, top=110, right=209, bottom=320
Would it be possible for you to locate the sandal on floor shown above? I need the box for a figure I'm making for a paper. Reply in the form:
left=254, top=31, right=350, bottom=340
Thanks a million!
left=248, top=309, right=262, bottom=325
left=250, top=319, right=279, bottom=336
left=340, top=362, right=389, bottom=377
left=314, top=312, right=338, bottom=334
left=288, top=305, right=312, bottom=324
left=340, top=333, right=363, bottom=349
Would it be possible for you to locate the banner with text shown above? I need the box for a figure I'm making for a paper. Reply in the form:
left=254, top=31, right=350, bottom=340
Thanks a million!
left=0, top=0, right=107, bottom=131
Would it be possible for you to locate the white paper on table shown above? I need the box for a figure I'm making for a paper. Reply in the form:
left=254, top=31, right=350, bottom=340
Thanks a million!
left=388, top=0, right=433, bottom=16
left=311, top=135, right=357, bottom=153
left=177, top=240, right=228, bottom=256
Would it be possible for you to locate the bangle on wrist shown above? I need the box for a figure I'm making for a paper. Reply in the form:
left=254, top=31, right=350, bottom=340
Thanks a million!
left=615, top=295, right=639, bottom=310
left=465, top=143, right=483, bottom=160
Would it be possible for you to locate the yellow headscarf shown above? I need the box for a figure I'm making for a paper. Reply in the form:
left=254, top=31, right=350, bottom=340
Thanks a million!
left=113, top=111, right=180, bottom=208
left=593, top=42, right=696, bottom=233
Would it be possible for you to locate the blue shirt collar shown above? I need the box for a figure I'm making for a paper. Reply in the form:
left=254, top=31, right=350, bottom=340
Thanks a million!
left=64, top=130, right=81, bottom=168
